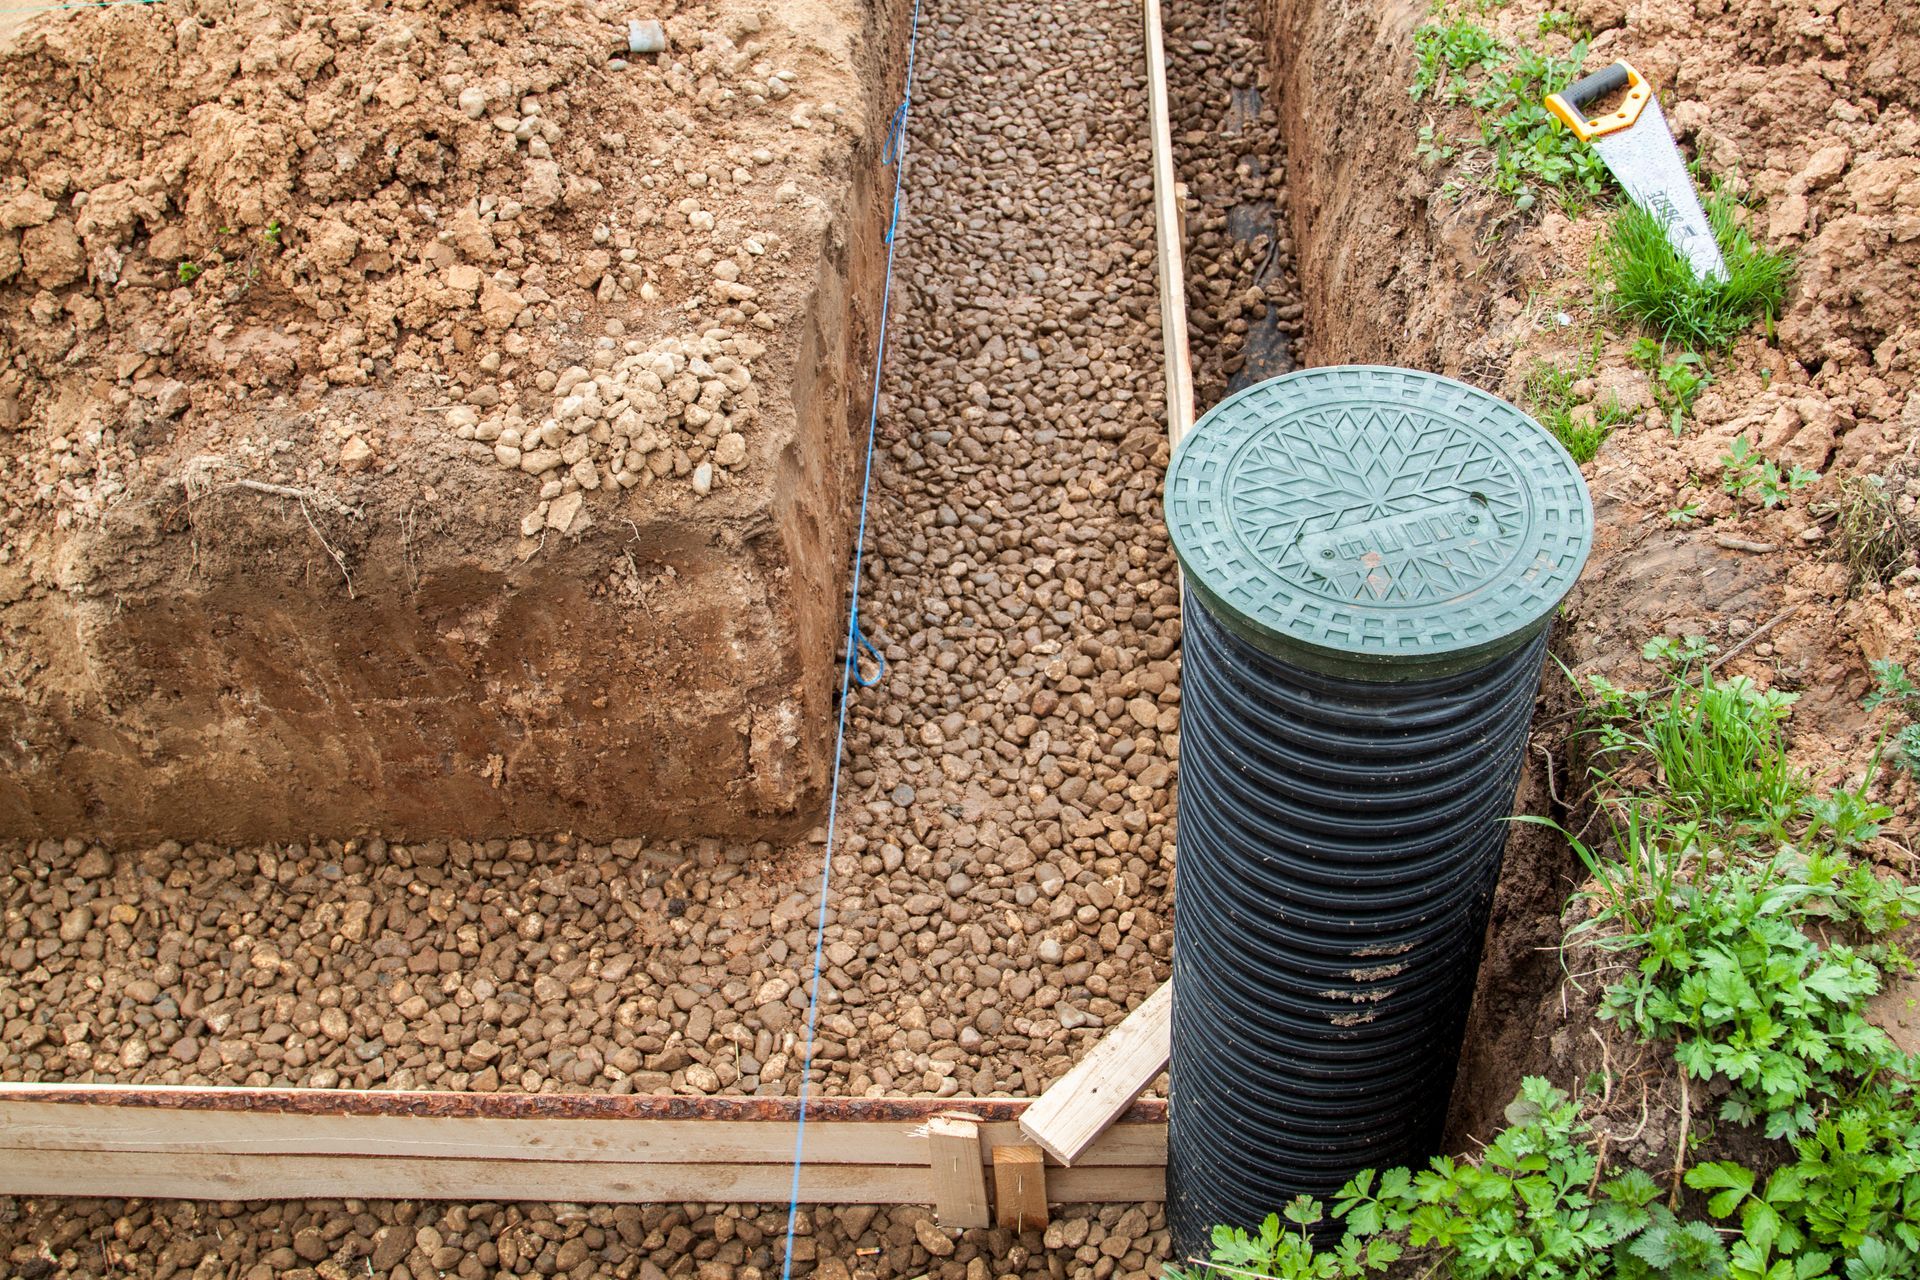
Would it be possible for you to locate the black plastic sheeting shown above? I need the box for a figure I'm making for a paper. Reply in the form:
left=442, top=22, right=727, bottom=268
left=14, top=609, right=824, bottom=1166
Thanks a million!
left=1166, top=592, right=1550, bottom=1259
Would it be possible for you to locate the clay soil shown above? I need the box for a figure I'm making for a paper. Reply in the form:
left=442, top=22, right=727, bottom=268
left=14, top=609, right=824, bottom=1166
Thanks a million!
left=0, top=0, right=900, bottom=844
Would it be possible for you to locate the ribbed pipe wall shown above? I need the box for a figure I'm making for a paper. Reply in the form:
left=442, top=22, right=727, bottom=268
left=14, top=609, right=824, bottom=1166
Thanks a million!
left=1165, top=593, right=1549, bottom=1256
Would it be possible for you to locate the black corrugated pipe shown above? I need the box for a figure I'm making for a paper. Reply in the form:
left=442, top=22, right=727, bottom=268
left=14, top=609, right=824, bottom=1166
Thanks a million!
left=1161, top=367, right=1593, bottom=1261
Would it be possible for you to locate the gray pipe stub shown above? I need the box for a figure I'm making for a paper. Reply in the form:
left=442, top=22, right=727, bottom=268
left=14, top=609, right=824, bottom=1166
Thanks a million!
left=1165, top=366, right=1593, bottom=680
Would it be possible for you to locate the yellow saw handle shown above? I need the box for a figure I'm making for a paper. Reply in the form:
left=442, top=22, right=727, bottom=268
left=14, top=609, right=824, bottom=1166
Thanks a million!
left=1545, top=60, right=1651, bottom=141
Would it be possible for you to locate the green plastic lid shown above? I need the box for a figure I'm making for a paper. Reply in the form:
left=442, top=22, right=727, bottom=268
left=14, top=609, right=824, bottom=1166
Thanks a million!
left=1165, top=366, right=1593, bottom=679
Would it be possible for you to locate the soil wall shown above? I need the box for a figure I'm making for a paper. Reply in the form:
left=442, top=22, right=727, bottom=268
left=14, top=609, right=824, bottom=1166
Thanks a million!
left=0, top=0, right=904, bottom=845
left=1263, top=0, right=1920, bottom=1142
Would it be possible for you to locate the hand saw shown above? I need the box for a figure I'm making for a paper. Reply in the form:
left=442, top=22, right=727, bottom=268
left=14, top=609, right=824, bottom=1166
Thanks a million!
left=1546, top=61, right=1727, bottom=283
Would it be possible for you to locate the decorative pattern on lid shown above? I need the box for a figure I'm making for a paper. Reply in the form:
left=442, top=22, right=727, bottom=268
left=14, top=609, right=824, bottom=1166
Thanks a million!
left=1165, top=366, right=1593, bottom=676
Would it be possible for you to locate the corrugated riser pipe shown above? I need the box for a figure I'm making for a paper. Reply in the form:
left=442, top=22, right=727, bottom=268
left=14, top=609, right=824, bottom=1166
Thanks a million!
left=1161, top=366, right=1593, bottom=1259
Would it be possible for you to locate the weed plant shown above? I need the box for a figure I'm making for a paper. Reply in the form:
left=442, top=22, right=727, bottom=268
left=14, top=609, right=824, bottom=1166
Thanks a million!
left=1630, top=337, right=1711, bottom=434
left=1410, top=19, right=1608, bottom=211
left=1863, top=659, right=1920, bottom=773
left=1821, top=476, right=1912, bottom=592
left=1177, top=633, right=1920, bottom=1280
left=1721, top=436, right=1820, bottom=508
left=1603, top=188, right=1793, bottom=350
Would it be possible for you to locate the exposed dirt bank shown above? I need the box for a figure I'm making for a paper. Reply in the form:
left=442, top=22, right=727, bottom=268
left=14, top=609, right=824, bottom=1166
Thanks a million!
left=0, top=0, right=897, bottom=844
left=1265, top=0, right=1920, bottom=1144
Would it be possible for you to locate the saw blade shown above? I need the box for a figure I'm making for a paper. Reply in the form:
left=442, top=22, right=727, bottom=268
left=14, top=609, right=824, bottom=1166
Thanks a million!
left=1591, top=96, right=1727, bottom=283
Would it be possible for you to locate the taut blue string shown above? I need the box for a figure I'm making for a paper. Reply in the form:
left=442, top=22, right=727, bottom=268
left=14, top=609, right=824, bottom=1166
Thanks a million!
left=778, top=0, right=923, bottom=1272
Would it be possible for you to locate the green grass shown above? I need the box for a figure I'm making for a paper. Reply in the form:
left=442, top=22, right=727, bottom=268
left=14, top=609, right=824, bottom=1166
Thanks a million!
left=1410, top=19, right=1609, bottom=212
left=1524, top=358, right=1634, bottom=462
left=1582, top=636, right=1807, bottom=837
left=1603, top=187, right=1794, bottom=350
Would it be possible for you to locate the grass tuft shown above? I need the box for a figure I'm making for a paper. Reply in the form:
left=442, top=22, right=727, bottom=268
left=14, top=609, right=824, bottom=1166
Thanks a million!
left=1523, top=359, right=1631, bottom=463
left=1603, top=187, right=1793, bottom=350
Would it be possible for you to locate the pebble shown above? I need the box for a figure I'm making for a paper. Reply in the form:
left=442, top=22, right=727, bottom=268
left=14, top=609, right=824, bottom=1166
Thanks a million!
left=478, top=333, right=761, bottom=536
left=57, top=907, right=92, bottom=942
left=627, top=19, right=666, bottom=54
left=0, top=1198, right=1169, bottom=1278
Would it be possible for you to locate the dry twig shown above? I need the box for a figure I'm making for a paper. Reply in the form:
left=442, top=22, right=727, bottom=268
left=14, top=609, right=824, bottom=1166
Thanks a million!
left=1671, top=1068, right=1691, bottom=1209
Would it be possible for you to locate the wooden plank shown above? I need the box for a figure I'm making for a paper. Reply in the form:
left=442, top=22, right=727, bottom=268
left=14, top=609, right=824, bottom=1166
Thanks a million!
left=0, top=1102, right=920, bottom=1167
left=1020, top=982, right=1173, bottom=1165
left=993, top=1145, right=1049, bottom=1231
left=0, top=1148, right=1165, bottom=1205
left=926, top=1114, right=990, bottom=1228
left=978, top=1119, right=1166, bottom=1167
left=1144, top=0, right=1197, bottom=450
left=0, top=1084, right=1169, bottom=1207
left=0, top=1100, right=1164, bottom=1169
left=0, top=1081, right=1167, bottom=1125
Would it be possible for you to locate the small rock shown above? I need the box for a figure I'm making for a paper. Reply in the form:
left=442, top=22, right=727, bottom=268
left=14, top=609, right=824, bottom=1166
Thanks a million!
left=692, top=462, right=713, bottom=495
left=58, top=907, right=92, bottom=942
left=338, top=435, right=373, bottom=472
left=292, top=1228, right=328, bottom=1263
left=627, top=19, right=666, bottom=54
left=546, top=490, right=584, bottom=533
left=458, top=86, right=488, bottom=119
left=913, top=1218, right=956, bottom=1257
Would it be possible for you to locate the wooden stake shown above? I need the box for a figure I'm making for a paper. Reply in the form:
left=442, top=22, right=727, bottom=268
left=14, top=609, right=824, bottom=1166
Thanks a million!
left=992, top=1145, right=1050, bottom=1231
left=1020, top=982, right=1173, bottom=1165
left=926, top=1114, right=990, bottom=1228
left=1144, top=0, right=1197, bottom=451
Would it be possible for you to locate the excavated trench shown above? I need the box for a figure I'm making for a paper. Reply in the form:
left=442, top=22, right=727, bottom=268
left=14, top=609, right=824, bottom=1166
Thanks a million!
left=0, top=0, right=1583, bottom=1272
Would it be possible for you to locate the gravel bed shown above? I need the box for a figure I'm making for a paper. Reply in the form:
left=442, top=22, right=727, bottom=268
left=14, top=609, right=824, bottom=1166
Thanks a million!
left=1166, top=0, right=1303, bottom=403
left=0, top=0, right=1298, bottom=1271
left=0, top=1199, right=1170, bottom=1280
left=2, top=0, right=1181, bottom=1107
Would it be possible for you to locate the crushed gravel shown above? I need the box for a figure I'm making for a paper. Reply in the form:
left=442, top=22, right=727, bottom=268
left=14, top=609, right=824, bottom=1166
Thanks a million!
left=0, top=1199, right=1170, bottom=1280
left=1, top=0, right=1190, bottom=1109
left=0, top=0, right=1299, bottom=1271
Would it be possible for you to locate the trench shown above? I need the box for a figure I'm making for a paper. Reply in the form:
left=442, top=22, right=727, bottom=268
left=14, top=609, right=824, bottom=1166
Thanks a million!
left=0, top=0, right=1583, bottom=1269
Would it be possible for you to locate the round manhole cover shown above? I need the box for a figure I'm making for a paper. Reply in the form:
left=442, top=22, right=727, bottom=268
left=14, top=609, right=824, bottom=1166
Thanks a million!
left=1165, top=366, right=1593, bottom=678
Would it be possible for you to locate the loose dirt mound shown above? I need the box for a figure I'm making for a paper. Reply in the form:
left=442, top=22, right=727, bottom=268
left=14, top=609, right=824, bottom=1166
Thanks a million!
left=0, top=0, right=895, bottom=842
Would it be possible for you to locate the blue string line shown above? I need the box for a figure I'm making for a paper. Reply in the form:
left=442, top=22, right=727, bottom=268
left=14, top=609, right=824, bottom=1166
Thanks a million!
left=779, top=0, right=922, bottom=1269
left=851, top=621, right=888, bottom=689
